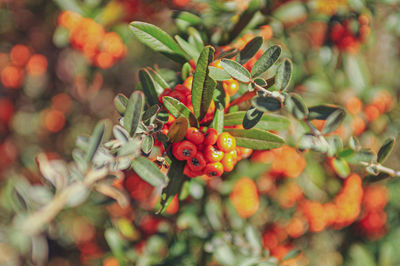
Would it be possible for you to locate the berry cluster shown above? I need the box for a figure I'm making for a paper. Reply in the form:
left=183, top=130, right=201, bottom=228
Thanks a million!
left=0, top=44, right=48, bottom=89
left=329, top=14, right=370, bottom=53
left=58, top=11, right=127, bottom=69
left=172, top=127, right=250, bottom=178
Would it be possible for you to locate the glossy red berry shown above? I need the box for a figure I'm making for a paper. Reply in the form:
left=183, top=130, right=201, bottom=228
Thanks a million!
left=204, top=162, right=224, bottom=177
left=172, top=140, right=197, bottom=161
left=185, top=127, right=205, bottom=145
left=204, top=128, right=218, bottom=145
left=184, top=164, right=203, bottom=178
left=187, top=152, right=206, bottom=172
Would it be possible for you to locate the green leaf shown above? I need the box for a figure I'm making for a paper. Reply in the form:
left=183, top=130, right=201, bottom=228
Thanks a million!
left=131, top=156, right=167, bottom=187
left=251, top=45, right=281, bottom=77
left=216, top=48, right=239, bottom=60
left=251, top=96, right=282, bottom=112
left=123, top=91, right=144, bottom=136
left=211, top=108, right=224, bottom=134
left=192, top=46, right=217, bottom=120
left=285, top=93, right=308, bottom=120
left=163, top=96, right=198, bottom=127
left=129, top=21, right=187, bottom=63
left=114, top=94, right=128, bottom=115
left=85, top=121, right=105, bottom=163
left=275, top=58, right=293, bottom=91
left=221, top=59, right=251, bottom=83
left=181, top=62, right=192, bottom=80
left=308, top=105, right=342, bottom=120
left=377, top=137, right=395, bottom=164
left=159, top=159, right=186, bottom=214
left=142, top=135, right=154, bottom=155
left=224, top=128, right=285, bottom=150
left=245, top=225, right=262, bottom=254
left=349, top=136, right=361, bottom=151
left=173, top=11, right=202, bottom=28
left=113, top=125, right=130, bottom=144
left=332, top=158, right=350, bottom=178
left=243, top=107, right=263, bottom=129
left=322, top=109, right=346, bottom=134
left=347, top=149, right=376, bottom=164
left=282, top=249, right=301, bottom=261
left=254, top=77, right=267, bottom=87
left=104, top=228, right=127, bottom=263
left=237, top=36, right=263, bottom=65
left=224, top=111, right=289, bottom=130
left=147, top=68, right=169, bottom=95
left=208, top=66, right=232, bottom=81
left=226, top=0, right=261, bottom=44
left=142, top=105, right=160, bottom=122
left=327, top=135, right=343, bottom=157
left=139, top=68, right=159, bottom=106
left=175, top=35, right=200, bottom=61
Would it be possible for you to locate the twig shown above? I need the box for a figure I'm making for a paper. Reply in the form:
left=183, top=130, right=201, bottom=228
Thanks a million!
left=360, top=162, right=400, bottom=178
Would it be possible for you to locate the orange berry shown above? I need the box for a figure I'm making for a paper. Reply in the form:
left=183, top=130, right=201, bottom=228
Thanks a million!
left=221, top=153, right=235, bottom=172
left=229, top=177, right=260, bottom=218
left=10, top=44, right=31, bottom=66
left=345, top=97, right=363, bottom=115
left=183, top=76, right=193, bottom=90
left=216, top=132, right=236, bottom=152
left=223, top=79, right=239, bottom=96
left=204, top=162, right=224, bottom=177
left=204, top=145, right=224, bottom=162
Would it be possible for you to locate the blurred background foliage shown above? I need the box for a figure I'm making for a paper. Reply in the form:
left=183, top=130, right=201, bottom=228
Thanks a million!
left=1, top=0, right=400, bottom=265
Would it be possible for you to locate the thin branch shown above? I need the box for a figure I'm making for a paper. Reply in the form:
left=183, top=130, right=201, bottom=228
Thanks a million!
left=360, top=162, right=400, bottom=178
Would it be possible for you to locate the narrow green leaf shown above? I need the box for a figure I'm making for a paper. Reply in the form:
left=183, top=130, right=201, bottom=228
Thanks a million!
left=139, top=69, right=159, bottom=106
left=175, top=35, right=200, bottom=61
left=237, top=36, right=263, bottom=65
left=142, top=105, right=160, bottom=122
left=182, top=62, right=192, bottom=80
left=211, top=108, right=224, bottom=134
left=224, top=128, right=285, bottom=150
left=131, top=156, right=167, bottom=187
left=224, top=111, right=290, bottom=130
left=282, top=249, right=301, bottom=261
left=159, top=159, right=186, bottom=214
left=173, top=11, right=202, bottom=26
left=85, top=121, right=105, bottom=163
left=129, top=21, right=187, bottom=63
left=147, top=68, right=169, bottom=95
left=123, top=91, right=145, bottom=136
left=347, top=149, right=376, bottom=164
left=254, top=77, right=267, bottom=87
left=192, top=46, right=216, bottom=120
left=252, top=96, right=282, bottom=112
left=215, top=48, right=239, bottom=60
left=221, top=59, right=251, bottom=83
left=377, top=137, right=395, bottom=164
left=285, top=93, right=308, bottom=120
left=243, top=107, right=263, bottom=129
left=142, top=135, right=154, bottom=155
left=275, top=58, right=293, bottom=91
left=364, top=172, right=391, bottom=183
left=322, top=109, right=346, bottom=134
left=114, top=94, right=128, bottom=115
left=163, top=96, right=198, bottom=127
left=251, top=45, right=281, bottom=77
left=113, top=125, right=130, bottom=144
left=208, top=66, right=232, bottom=81
left=349, top=136, right=361, bottom=151
left=308, top=105, right=341, bottom=120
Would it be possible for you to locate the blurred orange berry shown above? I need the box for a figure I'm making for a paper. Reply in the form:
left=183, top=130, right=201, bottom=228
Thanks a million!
left=103, top=257, right=119, bottom=266
left=345, top=97, right=363, bottom=115
left=166, top=195, right=179, bottom=215
left=10, top=44, right=31, bottom=67
left=44, top=109, right=66, bottom=133
left=1, top=65, right=24, bottom=88
left=230, top=177, right=260, bottom=218
left=26, top=54, right=48, bottom=76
